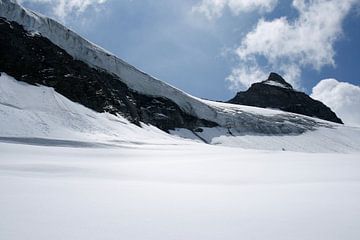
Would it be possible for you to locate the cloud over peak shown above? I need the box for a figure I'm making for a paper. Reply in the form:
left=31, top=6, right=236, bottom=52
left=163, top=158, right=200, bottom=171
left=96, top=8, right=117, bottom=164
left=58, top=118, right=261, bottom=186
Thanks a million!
left=311, top=79, right=360, bottom=126
left=227, top=0, right=359, bottom=90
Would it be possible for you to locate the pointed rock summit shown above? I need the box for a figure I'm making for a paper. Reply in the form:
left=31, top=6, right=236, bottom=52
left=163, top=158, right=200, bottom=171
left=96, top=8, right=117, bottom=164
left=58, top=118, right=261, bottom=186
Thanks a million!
left=261, top=72, right=293, bottom=90
left=228, top=72, right=343, bottom=124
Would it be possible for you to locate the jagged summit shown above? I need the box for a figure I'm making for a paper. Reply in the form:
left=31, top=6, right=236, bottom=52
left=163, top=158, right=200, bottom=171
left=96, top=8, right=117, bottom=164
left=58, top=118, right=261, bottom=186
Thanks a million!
left=228, top=73, right=343, bottom=124
left=261, top=72, right=293, bottom=90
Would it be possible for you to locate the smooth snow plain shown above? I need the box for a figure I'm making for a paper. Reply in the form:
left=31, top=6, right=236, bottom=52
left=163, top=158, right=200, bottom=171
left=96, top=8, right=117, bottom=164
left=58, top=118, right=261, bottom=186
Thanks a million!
left=1, top=142, right=360, bottom=240
left=1, top=74, right=360, bottom=240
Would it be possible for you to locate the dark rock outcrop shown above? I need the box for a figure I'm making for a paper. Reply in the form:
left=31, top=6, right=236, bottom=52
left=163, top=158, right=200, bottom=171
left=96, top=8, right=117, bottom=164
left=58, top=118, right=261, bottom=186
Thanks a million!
left=228, top=72, right=343, bottom=124
left=0, top=18, right=217, bottom=131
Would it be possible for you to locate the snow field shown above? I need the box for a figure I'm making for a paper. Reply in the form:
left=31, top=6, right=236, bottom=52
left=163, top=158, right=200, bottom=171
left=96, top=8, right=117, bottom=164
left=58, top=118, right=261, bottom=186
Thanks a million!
left=1, top=141, right=360, bottom=240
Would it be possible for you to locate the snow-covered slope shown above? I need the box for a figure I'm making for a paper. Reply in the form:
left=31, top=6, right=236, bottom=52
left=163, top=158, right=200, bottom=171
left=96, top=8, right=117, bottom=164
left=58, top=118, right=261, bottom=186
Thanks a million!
left=1, top=73, right=360, bottom=152
left=171, top=100, right=360, bottom=152
left=0, top=73, right=187, bottom=145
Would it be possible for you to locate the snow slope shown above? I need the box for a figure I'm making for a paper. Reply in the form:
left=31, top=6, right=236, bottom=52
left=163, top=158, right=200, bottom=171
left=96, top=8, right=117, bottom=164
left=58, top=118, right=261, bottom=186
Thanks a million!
left=0, top=72, right=187, bottom=145
left=1, top=72, right=360, bottom=152
left=171, top=100, right=360, bottom=152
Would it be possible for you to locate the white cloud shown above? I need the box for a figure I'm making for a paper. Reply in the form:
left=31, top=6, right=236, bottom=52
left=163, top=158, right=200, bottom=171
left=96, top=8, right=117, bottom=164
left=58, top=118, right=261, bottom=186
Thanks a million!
left=227, top=0, right=359, bottom=90
left=227, top=60, right=267, bottom=89
left=19, top=0, right=108, bottom=20
left=192, top=0, right=278, bottom=19
left=311, top=79, right=360, bottom=126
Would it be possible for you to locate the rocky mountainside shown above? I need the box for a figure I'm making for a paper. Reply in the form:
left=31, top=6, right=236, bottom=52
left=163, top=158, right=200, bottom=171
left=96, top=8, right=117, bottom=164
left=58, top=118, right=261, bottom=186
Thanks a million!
left=0, top=17, right=216, bottom=131
left=228, top=73, right=343, bottom=124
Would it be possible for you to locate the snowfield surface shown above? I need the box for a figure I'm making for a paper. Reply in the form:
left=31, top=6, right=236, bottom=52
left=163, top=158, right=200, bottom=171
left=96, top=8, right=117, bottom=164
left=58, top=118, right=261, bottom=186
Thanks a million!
left=1, top=142, right=360, bottom=240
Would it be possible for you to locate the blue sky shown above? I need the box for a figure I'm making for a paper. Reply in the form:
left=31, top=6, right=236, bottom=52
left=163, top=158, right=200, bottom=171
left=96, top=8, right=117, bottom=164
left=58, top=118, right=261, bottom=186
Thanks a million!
left=19, top=0, right=360, bottom=102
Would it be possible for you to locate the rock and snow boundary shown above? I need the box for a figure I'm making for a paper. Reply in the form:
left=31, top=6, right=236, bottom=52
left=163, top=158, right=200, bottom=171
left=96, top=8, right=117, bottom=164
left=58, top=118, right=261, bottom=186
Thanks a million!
left=1, top=73, right=360, bottom=153
left=0, top=73, right=186, bottom=145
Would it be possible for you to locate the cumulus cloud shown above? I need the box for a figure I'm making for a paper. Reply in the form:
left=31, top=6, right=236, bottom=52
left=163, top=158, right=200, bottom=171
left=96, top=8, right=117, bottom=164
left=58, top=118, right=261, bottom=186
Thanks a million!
left=227, top=60, right=268, bottom=89
left=192, top=0, right=278, bottom=19
left=19, top=0, right=108, bottom=20
left=227, top=0, right=359, bottom=90
left=311, top=79, right=360, bottom=126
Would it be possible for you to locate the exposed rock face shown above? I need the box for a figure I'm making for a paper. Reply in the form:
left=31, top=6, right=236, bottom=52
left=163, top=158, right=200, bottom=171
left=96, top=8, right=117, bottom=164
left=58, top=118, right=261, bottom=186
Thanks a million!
left=228, top=72, right=343, bottom=124
left=0, top=18, right=217, bottom=131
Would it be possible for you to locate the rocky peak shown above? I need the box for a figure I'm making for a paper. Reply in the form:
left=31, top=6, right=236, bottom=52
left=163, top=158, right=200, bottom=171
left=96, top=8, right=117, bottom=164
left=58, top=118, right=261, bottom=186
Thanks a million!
left=228, top=73, right=343, bottom=124
left=261, top=72, right=293, bottom=90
